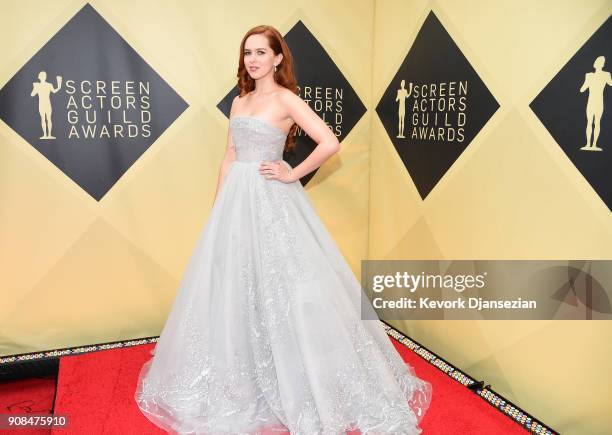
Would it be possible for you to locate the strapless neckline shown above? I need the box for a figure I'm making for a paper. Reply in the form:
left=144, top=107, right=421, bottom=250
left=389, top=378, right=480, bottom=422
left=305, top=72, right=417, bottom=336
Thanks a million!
left=230, top=116, right=289, bottom=137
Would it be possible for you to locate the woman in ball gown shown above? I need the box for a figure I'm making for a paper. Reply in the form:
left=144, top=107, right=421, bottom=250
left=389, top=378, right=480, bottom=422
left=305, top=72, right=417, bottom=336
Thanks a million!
left=134, top=24, right=432, bottom=434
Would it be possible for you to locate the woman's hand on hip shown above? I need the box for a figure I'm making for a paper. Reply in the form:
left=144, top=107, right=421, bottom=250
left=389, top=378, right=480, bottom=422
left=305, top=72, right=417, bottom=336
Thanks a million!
left=259, top=160, right=296, bottom=183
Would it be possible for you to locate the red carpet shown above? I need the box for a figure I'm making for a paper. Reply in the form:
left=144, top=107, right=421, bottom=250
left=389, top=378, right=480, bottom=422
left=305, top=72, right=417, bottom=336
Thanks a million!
left=44, top=336, right=528, bottom=434
left=0, top=376, right=56, bottom=435
left=389, top=340, right=527, bottom=434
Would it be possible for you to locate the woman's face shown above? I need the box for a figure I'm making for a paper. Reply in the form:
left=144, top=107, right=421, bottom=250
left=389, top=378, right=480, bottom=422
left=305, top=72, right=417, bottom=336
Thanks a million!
left=243, top=34, right=282, bottom=80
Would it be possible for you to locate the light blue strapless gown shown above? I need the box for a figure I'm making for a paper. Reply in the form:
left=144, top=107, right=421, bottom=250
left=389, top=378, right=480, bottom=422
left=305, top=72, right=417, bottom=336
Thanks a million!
left=134, top=116, right=431, bottom=434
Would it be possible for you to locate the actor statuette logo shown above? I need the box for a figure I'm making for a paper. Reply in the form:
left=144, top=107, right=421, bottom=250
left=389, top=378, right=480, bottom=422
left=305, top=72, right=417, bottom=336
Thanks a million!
left=530, top=17, right=610, bottom=211
left=580, top=55, right=611, bottom=152
left=395, top=79, right=410, bottom=139
left=31, top=71, right=62, bottom=140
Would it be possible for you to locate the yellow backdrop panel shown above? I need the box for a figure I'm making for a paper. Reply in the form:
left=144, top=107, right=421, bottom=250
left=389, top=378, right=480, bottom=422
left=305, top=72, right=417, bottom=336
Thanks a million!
left=370, top=1, right=612, bottom=434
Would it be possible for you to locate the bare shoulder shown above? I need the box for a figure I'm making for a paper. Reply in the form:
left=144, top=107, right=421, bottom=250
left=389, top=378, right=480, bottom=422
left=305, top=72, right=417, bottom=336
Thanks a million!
left=278, top=88, right=307, bottom=121
left=230, top=94, right=242, bottom=116
left=278, top=87, right=300, bottom=106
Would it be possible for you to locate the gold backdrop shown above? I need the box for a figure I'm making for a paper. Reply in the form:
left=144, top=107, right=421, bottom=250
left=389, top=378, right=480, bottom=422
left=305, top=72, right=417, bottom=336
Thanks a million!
left=0, top=1, right=610, bottom=434
left=370, top=1, right=612, bottom=434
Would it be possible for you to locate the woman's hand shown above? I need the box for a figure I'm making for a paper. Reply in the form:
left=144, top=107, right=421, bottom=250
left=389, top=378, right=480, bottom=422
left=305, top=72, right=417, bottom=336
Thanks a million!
left=259, top=160, right=296, bottom=183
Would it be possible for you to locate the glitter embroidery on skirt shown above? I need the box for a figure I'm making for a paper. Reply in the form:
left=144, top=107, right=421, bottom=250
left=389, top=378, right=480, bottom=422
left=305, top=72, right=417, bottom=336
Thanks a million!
left=134, top=116, right=432, bottom=434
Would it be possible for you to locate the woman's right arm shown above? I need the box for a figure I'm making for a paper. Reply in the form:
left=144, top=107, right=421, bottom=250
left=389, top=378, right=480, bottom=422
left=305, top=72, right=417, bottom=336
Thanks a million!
left=212, top=95, right=239, bottom=205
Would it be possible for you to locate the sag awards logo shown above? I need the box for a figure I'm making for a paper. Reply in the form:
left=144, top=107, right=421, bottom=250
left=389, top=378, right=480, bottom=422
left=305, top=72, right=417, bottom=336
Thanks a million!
left=530, top=16, right=610, bottom=211
left=393, top=78, right=467, bottom=142
left=217, top=20, right=366, bottom=186
left=0, top=3, right=188, bottom=201
left=30, top=71, right=153, bottom=140
left=375, top=11, right=498, bottom=200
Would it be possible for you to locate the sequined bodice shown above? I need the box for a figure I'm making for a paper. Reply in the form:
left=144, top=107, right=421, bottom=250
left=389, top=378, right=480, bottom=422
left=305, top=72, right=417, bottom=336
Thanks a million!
left=230, top=116, right=288, bottom=162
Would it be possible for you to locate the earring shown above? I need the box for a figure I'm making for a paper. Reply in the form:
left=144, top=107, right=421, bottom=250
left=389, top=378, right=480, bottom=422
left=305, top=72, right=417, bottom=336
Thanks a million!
left=273, top=64, right=277, bottom=72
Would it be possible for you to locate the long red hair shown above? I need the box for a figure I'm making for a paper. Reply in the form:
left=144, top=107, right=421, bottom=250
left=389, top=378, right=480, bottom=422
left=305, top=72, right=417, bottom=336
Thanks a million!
left=237, top=25, right=299, bottom=152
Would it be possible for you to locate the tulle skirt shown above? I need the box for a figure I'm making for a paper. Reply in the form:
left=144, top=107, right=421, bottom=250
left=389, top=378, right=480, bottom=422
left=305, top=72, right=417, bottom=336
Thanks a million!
left=134, top=160, right=431, bottom=434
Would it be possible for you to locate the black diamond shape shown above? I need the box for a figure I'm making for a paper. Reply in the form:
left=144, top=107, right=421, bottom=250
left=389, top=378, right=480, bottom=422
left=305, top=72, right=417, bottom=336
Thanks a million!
left=218, top=20, right=366, bottom=186
left=375, top=11, right=499, bottom=199
left=0, top=3, right=188, bottom=201
left=530, top=17, right=611, bottom=211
